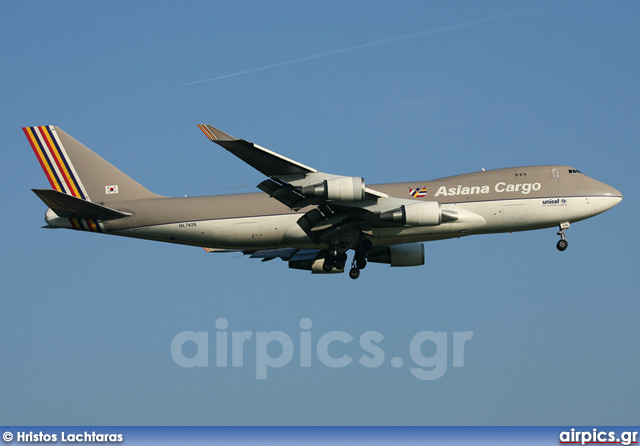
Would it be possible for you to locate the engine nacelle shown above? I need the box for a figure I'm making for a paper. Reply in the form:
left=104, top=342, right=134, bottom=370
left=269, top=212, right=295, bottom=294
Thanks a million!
left=380, top=201, right=442, bottom=226
left=301, top=176, right=365, bottom=201
left=289, top=259, right=344, bottom=274
left=367, top=243, right=425, bottom=267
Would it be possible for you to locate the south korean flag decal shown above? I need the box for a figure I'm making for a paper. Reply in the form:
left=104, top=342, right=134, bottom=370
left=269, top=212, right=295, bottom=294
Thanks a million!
left=106, top=185, right=119, bottom=194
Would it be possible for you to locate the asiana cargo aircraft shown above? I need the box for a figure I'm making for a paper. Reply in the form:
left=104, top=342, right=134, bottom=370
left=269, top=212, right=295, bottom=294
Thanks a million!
left=24, top=124, right=622, bottom=279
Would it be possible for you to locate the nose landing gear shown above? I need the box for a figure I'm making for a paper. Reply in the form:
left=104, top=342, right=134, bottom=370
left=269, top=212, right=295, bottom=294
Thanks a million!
left=556, top=222, right=570, bottom=251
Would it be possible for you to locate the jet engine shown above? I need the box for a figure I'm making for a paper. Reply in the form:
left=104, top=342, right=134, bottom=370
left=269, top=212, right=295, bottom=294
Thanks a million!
left=301, top=177, right=365, bottom=201
left=380, top=201, right=442, bottom=226
left=367, top=243, right=425, bottom=267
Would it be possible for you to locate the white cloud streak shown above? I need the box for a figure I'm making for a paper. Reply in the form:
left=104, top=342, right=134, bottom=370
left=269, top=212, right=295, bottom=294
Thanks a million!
left=181, top=3, right=574, bottom=87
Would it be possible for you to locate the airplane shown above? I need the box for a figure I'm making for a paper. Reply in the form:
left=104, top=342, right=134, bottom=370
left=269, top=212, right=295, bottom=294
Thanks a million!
left=23, top=124, right=622, bottom=279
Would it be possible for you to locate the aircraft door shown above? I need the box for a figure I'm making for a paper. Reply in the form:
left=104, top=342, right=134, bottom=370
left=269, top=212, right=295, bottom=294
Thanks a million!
left=234, top=221, right=262, bottom=246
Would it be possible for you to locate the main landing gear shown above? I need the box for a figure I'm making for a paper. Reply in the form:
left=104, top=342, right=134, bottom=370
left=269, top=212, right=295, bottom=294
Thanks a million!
left=349, top=239, right=372, bottom=280
left=556, top=222, right=570, bottom=252
left=321, top=238, right=372, bottom=279
left=323, top=246, right=347, bottom=272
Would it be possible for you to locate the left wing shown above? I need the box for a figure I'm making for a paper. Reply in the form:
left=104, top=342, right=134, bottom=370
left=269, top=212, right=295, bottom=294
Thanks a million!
left=196, top=124, right=317, bottom=177
left=197, top=124, right=461, bottom=244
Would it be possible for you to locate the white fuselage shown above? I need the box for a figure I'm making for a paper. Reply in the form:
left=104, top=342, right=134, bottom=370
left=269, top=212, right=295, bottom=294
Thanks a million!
left=109, top=191, right=621, bottom=250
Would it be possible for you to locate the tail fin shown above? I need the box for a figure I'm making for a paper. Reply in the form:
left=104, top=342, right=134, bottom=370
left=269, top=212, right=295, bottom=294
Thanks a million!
left=23, top=125, right=160, bottom=202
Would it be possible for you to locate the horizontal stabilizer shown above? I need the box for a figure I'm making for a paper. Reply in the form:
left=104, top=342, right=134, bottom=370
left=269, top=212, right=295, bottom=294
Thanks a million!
left=32, top=189, right=131, bottom=221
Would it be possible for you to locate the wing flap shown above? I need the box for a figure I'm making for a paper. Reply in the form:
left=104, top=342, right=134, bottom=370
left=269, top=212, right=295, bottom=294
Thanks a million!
left=257, top=178, right=322, bottom=210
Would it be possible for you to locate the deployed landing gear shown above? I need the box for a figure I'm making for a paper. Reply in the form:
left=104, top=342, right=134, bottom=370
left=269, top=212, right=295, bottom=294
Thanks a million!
left=349, top=254, right=366, bottom=280
left=323, top=246, right=347, bottom=272
left=556, top=222, right=570, bottom=252
left=348, top=238, right=372, bottom=280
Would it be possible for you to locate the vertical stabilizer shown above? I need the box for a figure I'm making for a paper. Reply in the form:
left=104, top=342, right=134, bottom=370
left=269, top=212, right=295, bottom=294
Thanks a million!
left=23, top=125, right=161, bottom=202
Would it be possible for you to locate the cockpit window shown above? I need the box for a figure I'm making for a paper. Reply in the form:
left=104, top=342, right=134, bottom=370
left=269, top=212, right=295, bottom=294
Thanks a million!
left=568, top=169, right=582, bottom=174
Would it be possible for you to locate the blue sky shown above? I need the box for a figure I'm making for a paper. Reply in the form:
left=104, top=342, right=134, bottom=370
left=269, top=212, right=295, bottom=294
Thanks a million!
left=1, top=1, right=638, bottom=425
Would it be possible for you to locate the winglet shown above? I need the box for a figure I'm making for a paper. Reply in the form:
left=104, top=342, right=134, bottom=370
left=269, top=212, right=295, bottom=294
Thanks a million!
left=197, top=124, right=235, bottom=141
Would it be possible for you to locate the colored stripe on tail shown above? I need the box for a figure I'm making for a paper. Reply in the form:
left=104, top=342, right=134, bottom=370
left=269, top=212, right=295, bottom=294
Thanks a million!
left=23, top=126, right=89, bottom=200
left=69, top=217, right=104, bottom=233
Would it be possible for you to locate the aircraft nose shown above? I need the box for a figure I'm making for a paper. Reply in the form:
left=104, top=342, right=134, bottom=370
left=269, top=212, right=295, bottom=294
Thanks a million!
left=589, top=179, right=622, bottom=198
left=610, top=187, right=623, bottom=200
left=584, top=176, right=622, bottom=212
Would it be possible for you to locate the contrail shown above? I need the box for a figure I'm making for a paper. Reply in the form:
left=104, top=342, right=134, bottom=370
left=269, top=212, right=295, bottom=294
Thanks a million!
left=181, top=3, right=573, bottom=86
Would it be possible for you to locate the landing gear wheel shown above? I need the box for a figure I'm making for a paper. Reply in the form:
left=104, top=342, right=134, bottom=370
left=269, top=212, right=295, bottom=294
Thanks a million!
left=323, top=259, right=334, bottom=272
left=556, top=222, right=570, bottom=252
left=348, top=236, right=371, bottom=279
left=323, top=244, right=342, bottom=272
